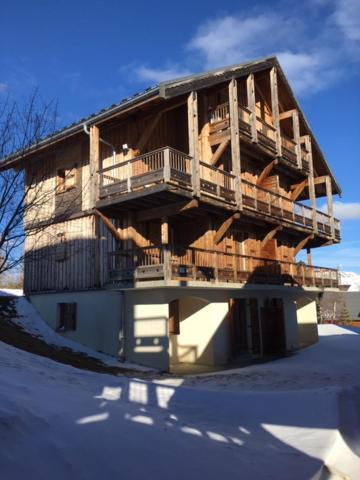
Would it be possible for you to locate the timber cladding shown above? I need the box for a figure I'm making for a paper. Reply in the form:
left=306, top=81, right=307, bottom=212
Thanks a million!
left=24, top=215, right=99, bottom=293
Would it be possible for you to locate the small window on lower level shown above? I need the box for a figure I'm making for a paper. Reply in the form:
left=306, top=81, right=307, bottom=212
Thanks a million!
left=57, top=303, right=77, bottom=332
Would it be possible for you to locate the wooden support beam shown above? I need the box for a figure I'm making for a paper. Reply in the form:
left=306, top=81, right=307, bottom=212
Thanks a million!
left=294, top=234, right=314, bottom=255
left=290, top=179, right=308, bottom=201
left=228, top=78, right=242, bottom=208
left=292, top=109, right=302, bottom=168
left=305, top=135, right=317, bottom=231
left=137, top=199, right=198, bottom=222
left=89, top=125, right=100, bottom=208
left=134, top=112, right=163, bottom=155
left=134, top=99, right=187, bottom=155
left=279, top=109, right=296, bottom=121
left=306, top=248, right=312, bottom=266
left=95, top=209, right=122, bottom=243
left=261, top=225, right=283, bottom=249
left=210, top=138, right=230, bottom=166
left=257, top=160, right=277, bottom=185
left=270, top=67, right=282, bottom=157
left=161, top=216, right=169, bottom=244
left=246, top=73, right=258, bottom=143
left=95, top=209, right=147, bottom=248
left=325, top=175, right=335, bottom=237
left=313, top=175, right=328, bottom=185
left=187, top=91, right=200, bottom=196
left=214, top=213, right=240, bottom=245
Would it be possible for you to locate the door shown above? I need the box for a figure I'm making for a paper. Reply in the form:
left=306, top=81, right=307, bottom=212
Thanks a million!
left=260, top=298, right=286, bottom=355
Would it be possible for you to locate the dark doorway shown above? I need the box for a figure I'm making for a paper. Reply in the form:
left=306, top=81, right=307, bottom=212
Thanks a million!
left=229, top=298, right=261, bottom=358
left=260, top=298, right=286, bottom=355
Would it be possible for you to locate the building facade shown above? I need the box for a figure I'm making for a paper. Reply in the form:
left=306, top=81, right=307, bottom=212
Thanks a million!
left=3, top=57, right=341, bottom=371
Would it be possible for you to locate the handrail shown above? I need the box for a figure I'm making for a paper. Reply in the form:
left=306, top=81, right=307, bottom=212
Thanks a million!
left=199, top=161, right=235, bottom=178
left=108, top=245, right=339, bottom=274
left=99, top=146, right=191, bottom=174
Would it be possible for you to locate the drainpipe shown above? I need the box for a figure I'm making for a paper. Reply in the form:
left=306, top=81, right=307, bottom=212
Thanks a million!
left=83, top=123, right=117, bottom=166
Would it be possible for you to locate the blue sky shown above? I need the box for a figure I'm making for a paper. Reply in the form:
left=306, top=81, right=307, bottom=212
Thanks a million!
left=0, top=0, right=359, bottom=272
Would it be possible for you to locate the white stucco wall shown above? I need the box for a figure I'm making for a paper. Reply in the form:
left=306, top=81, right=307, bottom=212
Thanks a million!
left=29, top=290, right=123, bottom=357
left=296, top=297, right=319, bottom=347
left=169, top=297, right=229, bottom=367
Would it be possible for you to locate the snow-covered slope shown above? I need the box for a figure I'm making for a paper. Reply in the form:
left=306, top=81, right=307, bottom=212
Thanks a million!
left=339, top=271, right=360, bottom=291
left=0, top=289, right=150, bottom=371
left=0, top=321, right=359, bottom=479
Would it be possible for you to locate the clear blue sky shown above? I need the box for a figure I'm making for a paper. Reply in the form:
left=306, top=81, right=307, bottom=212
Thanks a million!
left=1, top=0, right=359, bottom=272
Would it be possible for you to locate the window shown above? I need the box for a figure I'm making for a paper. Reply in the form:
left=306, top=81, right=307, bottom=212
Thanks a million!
left=57, top=303, right=77, bottom=332
left=55, top=232, right=67, bottom=261
left=57, top=166, right=77, bottom=192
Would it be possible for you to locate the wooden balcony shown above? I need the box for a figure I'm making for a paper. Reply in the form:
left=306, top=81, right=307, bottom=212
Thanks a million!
left=99, top=147, right=192, bottom=200
left=107, top=245, right=339, bottom=289
left=209, top=103, right=310, bottom=172
left=98, top=146, right=339, bottom=240
left=99, top=146, right=236, bottom=207
left=241, top=179, right=337, bottom=236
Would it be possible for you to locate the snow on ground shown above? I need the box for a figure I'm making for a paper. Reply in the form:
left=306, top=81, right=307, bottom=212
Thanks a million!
left=0, top=312, right=359, bottom=479
left=0, top=289, right=150, bottom=371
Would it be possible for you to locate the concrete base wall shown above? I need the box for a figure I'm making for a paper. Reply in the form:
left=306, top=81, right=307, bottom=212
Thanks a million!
left=296, top=297, right=319, bottom=347
left=29, top=286, right=316, bottom=372
left=29, top=291, right=123, bottom=357
left=169, top=297, right=229, bottom=368
left=124, top=287, right=303, bottom=371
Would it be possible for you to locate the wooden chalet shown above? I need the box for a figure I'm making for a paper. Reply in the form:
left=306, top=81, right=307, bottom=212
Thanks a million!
left=2, top=57, right=341, bottom=371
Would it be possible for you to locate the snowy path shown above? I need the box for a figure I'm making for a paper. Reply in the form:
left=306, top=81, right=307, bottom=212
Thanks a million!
left=1, top=294, right=360, bottom=479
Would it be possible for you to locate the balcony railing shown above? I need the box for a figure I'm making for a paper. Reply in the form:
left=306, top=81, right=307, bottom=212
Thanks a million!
left=209, top=103, right=312, bottom=173
left=241, top=179, right=334, bottom=234
left=199, top=162, right=236, bottom=204
left=99, top=147, right=192, bottom=198
left=107, top=245, right=339, bottom=289
left=98, top=146, right=338, bottom=239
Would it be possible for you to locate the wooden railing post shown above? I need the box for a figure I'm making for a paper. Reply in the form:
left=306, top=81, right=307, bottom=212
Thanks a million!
left=214, top=251, right=219, bottom=283
left=270, top=67, right=282, bottom=158
left=161, top=217, right=171, bottom=281
left=304, top=135, right=317, bottom=232
left=246, top=73, right=258, bottom=143
left=187, top=91, right=200, bottom=196
left=89, top=125, right=100, bottom=207
left=228, top=78, right=242, bottom=210
left=127, top=160, right=131, bottom=192
left=163, top=148, right=171, bottom=182
left=325, top=175, right=335, bottom=238
left=292, top=110, right=302, bottom=168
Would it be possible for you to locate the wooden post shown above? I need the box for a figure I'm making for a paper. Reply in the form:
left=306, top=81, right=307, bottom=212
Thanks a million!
left=246, top=73, right=258, bottom=143
left=325, top=175, right=335, bottom=238
left=187, top=91, right=200, bottom=196
left=270, top=67, right=282, bottom=158
left=306, top=248, right=312, bottom=266
left=89, top=125, right=100, bottom=207
left=228, top=78, right=242, bottom=209
left=305, top=136, right=317, bottom=231
left=292, top=110, right=301, bottom=168
left=163, top=148, right=171, bottom=182
left=161, top=216, right=170, bottom=281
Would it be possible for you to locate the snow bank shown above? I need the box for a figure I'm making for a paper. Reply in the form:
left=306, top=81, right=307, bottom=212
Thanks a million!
left=0, top=291, right=150, bottom=371
left=0, top=323, right=359, bottom=478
